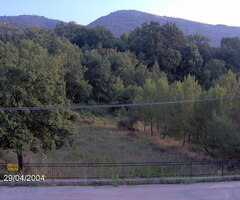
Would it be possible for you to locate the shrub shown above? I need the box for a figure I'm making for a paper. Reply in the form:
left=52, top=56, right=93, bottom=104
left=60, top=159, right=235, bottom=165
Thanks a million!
left=117, top=119, right=135, bottom=131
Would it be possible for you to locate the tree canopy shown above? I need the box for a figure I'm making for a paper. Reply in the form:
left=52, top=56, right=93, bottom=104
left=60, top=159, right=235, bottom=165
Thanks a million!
left=0, top=20, right=240, bottom=163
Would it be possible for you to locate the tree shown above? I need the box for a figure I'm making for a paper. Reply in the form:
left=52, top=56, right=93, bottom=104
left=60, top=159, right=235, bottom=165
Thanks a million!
left=134, top=79, right=157, bottom=135
left=150, top=61, right=164, bottom=82
left=0, top=41, right=74, bottom=170
left=216, top=71, right=240, bottom=126
left=107, top=49, right=138, bottom=86
left=160, top=22, right=186, bottom=50
left=178, top=43, right=203, bottom=81
left=154, top=76, right=170, bottom=137
left=111, top=77, right=138, bottom=105
left=181, top=75, right=201, bottom=143
left=82, top=48, right=115, bottom=103
left=54, top=22, right=115, bottom=49
left=215, top=37, right=240, bottom=75
left=57, top=41, right=92, bottom=103
left=82, top=47, right=150, bottom=103
left=128, top=21, right=163, bottom=66
left=168, top=81, right=184, bottom=139
left=0, top=41, right=19, bottom=68
left=20, top=27, right=92, bottom=103
left=193, top=84, right=227, bottom=150
left=160, top=48, right=182, bottom=80
left=202, top=59, right=227, bottom=89
left=134, top=63, right=151, bottom=86
left=193, top=71, right=240, bottom=158
left=205, top=115, right=239, bottom=157
left=0, top=22, right=19, bottom=42
left=168, top=75, right=201, bottom=145
left=128, top=21, right=186, bottom=77
left=187, top=34, right=212, bottom=62
left=221, top=37, right=240, bottom=50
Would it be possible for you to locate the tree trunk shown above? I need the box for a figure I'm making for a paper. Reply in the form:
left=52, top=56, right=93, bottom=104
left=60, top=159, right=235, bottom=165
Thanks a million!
left=183, top=138, right=186, bottom=146
left=150, top=118, right=154, bottom=136
left=17, top=150, right=23, bottom=172
left=188, top=134, right=191, bottom=143
left=163, top=106, right=167, bottom=139
left=144, top=124, right=146, bottom=133
left=182, top=122, right=186, bottom=146
left=204, top=130, right=207, bottom=150
left=156, top=123, right=160, bottom=134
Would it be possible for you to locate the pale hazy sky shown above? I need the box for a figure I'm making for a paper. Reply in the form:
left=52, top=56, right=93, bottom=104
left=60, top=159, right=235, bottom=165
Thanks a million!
left=1, top=0, right=240, bottom=26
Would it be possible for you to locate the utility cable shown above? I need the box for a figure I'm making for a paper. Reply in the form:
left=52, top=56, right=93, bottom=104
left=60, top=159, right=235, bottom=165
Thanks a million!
left=0, top=96, right=239, bottom=111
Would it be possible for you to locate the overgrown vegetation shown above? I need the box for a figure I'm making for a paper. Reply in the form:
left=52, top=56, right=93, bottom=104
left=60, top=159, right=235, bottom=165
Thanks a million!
left=0, top=20, right=240, bottom=169
left=47, top=113, right=192, bottom=163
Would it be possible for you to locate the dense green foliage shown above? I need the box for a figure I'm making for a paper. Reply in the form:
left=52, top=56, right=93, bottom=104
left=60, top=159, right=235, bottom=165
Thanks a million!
left=0, top=27, right=76, bottom=169
left=55, top=22, right=115, bottom=49
left=0, top=20, right=240, bottom=163
left=134, top=72, right=240, bottom=157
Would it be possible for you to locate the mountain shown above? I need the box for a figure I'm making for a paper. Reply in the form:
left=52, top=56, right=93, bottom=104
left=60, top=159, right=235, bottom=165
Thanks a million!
left=89, top=10, right=240, bottom=47
left=0, top=15, right=63, bottom=29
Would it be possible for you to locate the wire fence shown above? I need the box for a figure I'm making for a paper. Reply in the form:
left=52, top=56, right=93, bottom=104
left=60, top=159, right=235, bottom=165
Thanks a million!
left=1, top=160, right=240, bottom=180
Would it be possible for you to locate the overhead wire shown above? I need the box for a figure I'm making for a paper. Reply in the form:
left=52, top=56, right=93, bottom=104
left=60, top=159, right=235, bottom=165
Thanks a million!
left=0, top=96, right=239, bottom=111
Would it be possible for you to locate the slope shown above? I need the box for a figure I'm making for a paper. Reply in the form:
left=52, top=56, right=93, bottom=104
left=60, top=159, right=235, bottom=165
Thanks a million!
left=89, top=10, right=240, bottom=47
left=0, top=15, right=63, bottom=29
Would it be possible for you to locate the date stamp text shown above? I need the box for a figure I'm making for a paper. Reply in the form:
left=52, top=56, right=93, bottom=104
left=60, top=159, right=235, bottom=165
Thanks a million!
left=3, top=175, right=45, bottom=182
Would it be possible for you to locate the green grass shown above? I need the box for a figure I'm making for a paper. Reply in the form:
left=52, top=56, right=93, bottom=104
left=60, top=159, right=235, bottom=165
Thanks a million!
left=184, top=179, right=193, bottom=184
left=0, top=113, right=238, bottom=180
left=47, top=119, right=192, bottom=163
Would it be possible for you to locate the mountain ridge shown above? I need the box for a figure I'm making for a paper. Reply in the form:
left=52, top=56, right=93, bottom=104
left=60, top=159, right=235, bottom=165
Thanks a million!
left=0, top=15, right=63, bottom=29
left=1, top=11, right=240, bottom=47
left=89, top=10, right=240, bottom=47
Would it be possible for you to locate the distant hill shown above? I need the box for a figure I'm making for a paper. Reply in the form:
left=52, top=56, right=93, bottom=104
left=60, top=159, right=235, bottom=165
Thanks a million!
left=89, top=10, right=240, bottom=47
left=0, top=15, right=63, bottom=29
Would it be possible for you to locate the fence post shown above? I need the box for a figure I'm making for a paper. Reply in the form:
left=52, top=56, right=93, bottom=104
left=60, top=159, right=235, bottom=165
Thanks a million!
left=221, top=160, right=224, bottom=176
left=22, top=163, right=24, bottom=175
left=51, top=163, right=53, bottom=181
left=88, top=163, right=90, bottom=179
left=158, top=163, right=160, bottom=178
left=190, top=162, right=193, bottom=177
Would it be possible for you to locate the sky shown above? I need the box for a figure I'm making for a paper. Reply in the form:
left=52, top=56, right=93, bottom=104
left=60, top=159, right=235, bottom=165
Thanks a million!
left=1, top=0, right=240, bottom=26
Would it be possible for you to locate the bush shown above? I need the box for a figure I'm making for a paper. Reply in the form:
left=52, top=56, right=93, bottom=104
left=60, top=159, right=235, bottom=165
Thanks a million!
left=0, top=169, right=6, bottom=180
left=205, top=116, right=240, bottom=157
left=69, top=113, right=80, bottom=122
left=117, top=119, right=135, bottom=131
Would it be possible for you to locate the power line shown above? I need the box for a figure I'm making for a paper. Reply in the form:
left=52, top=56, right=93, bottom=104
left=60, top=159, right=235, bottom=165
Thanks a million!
left=0, top=96, right=240, bottom=111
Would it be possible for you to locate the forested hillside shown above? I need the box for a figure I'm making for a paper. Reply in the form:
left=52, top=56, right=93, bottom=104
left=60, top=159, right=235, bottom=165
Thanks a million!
left=0, top=15, right=63, bottom=29
left=89, top=10, right=240, bottom=47
left=0, top=21, right=240, bottom=167
left=2, top=11, right=240, bottom=47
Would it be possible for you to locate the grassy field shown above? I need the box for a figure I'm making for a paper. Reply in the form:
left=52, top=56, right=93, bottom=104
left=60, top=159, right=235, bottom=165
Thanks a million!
left=46, top=111, right=209, bottom=163
left=0, top=112, right=227, bottom=180
left=0, top=111, right=211, bottom=164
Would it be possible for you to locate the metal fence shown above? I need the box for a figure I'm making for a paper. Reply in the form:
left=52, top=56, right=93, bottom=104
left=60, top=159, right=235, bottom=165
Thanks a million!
left=0, top=160, right=240, bottom=180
